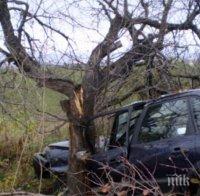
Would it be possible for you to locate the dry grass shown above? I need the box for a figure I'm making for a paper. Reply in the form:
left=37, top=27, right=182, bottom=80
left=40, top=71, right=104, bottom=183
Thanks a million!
left=0, top=118, right=68, bottom=193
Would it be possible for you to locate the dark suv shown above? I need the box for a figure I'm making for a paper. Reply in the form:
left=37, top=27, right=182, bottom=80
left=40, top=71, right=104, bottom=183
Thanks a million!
left=130, top=89, right=200, bottom=179
left=33, top=89, right=200, bottom=193
left=87, top=89, right=200, bottom=193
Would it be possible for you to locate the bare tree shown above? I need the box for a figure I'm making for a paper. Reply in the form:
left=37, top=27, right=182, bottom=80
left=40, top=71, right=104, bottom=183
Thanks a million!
left=0, top=0, right=200, bottom=194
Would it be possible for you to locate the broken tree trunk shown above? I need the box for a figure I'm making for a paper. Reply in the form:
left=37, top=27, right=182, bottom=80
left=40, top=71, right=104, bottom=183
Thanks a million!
left=61, top=86, right=93, bottom=194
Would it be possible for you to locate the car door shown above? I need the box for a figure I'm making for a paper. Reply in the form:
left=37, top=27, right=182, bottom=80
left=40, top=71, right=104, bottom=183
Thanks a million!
left=87, top=104, right=145, bottom=182
left=129, top=97, right=195, bottom=181
left=87, top=110, right=129, bottom=182
left=108, top=103, right=145, bottom=169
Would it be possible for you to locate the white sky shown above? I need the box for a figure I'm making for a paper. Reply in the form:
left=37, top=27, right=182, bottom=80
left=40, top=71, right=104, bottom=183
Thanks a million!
left=0, top=0, right=200, bottom=64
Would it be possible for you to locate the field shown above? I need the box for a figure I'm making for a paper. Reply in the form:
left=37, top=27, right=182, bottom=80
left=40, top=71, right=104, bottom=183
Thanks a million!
left=0, top=69, right=72, bottom=193
left=0, top=63, right=199, bottom=194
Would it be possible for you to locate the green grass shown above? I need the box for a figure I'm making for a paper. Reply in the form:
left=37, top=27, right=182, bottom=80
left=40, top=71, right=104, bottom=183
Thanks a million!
left=0, top=69, right=73, bottom=193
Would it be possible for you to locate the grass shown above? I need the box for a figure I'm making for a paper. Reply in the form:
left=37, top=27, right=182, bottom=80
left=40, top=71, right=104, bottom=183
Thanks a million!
left=0, top=116, right=69, bottom=193
left=0, top=69, right=72, bottom=193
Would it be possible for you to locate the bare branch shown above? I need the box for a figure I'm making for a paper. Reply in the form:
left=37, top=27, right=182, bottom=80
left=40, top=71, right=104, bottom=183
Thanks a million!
left=102, top=0, right=121, bottom=16
left=98, top=1, right=112, bottom=21
left=104, top=84, right=145, bottom=108
left=0, top=0, right=75, bottom=97
left=8, top=7, right=69, bottom=41
left=191, top=24, right=200, bottom=39
left=88, top=16, right=124, bottom=66
left=8, top=0, right=29, bottom=41
left=37, top=77, right=76, bottom=97
left=156, top=0, right=173, bottom=45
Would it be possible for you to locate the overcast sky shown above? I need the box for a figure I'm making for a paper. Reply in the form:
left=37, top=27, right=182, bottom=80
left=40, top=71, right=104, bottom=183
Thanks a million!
left=0, top=0, right=200, bottom=65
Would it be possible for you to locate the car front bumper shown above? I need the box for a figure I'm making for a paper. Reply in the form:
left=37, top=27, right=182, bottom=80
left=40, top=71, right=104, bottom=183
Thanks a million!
left=33, top=153, right=69, bottom=178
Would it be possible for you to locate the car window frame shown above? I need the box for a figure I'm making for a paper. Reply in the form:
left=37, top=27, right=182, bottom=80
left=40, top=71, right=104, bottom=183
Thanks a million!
left=130, top=95, right=195, bottom=146
left=188, top=95, right=200, bottom=133
left=109, top=103, right=146, bottom=148
left=109, top=109, right=129, bottom=146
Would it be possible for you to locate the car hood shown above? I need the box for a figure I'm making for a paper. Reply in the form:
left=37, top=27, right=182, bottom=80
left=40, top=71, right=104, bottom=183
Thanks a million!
left=48, top=140, right=69, bottom=149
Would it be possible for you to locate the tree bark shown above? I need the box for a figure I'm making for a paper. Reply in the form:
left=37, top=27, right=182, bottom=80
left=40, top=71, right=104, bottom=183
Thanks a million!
left=60, top=86, right=92, bottom=194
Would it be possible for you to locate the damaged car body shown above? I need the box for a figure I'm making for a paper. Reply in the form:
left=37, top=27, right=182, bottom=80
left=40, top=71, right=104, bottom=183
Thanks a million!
left=33, top=89, right=200, bottom=193
left=86, top=89, right=200, bottom=194
left=33, top=100, right=146, bottom=178
left=33, top=141, right=69, bottom=178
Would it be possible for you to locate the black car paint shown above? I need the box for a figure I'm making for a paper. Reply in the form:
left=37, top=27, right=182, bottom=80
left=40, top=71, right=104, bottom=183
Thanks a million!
left=86, top=101, right=147, bottom=182
left=128, top=91, right=200, bottom=183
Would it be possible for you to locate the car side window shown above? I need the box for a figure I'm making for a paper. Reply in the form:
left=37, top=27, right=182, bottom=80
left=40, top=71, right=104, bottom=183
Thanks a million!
left=139, top=98, right=189, bottom=143
left=113, top=107, right=144, bottom=146
left=116, top=112, right=128, bottom=141
left=130, top=108, right=143, bottom=128
left=190, top=97, right=200, bottom=130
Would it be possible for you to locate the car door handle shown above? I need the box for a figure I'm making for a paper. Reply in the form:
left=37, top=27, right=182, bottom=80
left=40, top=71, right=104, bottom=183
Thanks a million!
left=171, top=147, right=189, bottom=154
left=174, top=147, right=181, bottom=152
left=143, top=144, right=153, bottom=149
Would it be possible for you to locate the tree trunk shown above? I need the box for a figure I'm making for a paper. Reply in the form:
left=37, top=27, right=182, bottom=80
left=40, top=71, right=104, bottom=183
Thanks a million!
left=61, top=86, right=93, bottom=195
left=67, top=123, right=88, bottom=194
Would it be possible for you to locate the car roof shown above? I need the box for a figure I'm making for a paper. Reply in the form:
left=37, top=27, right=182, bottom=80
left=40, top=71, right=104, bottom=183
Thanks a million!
left=90, top=88, right=200, bottom=121
left=90, top=101, right=147, bottom=121
left=149, top=88, right=200, bottom=104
